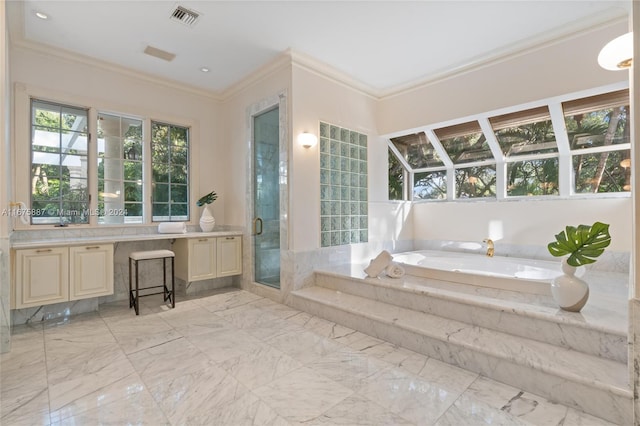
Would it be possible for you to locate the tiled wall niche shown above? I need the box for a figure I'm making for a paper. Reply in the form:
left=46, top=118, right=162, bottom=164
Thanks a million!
left=320, top=122, right=368, bottom=247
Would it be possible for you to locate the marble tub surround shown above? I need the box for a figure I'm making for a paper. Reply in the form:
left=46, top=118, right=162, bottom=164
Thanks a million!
left=0, top=288, right=616, bottom=426
left=291, top=266, right=631, bottom=424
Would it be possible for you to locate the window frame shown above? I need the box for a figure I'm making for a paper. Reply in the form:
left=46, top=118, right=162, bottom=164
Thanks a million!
left=13, top=84, right=200, bottom=229
left=386, top=82, right=631, bottom=203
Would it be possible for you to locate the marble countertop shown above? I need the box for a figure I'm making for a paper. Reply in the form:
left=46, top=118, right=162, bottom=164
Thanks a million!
left=11, top=230, right=243, bottom=249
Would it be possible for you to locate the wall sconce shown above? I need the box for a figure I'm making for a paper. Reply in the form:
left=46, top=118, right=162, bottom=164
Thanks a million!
left=297, top=132, right=318, bottom=149
left=598, top=32, right=633, bottom=71
left=620, top=158, right=631, bottom=169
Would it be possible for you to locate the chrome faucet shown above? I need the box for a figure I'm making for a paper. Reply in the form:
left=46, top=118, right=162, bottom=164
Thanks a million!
left=483, top=238, right=494, bottom=257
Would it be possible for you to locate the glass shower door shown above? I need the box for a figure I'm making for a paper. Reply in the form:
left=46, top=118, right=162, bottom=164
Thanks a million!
left=253, top=107, right=280, bottom=288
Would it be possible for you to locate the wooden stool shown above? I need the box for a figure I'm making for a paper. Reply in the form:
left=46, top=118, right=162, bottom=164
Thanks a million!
left=129, top=249, right=175, bottom=315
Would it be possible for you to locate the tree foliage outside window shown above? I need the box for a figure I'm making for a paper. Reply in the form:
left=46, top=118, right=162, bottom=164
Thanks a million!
left=455, top=166, right=496, bottom=199
left=414, top=171, right=446, bottom=200
left=388, top=147, right=405, bottom=201
left=31, top=99, right=89, bottom=224
left=151, top=122, right=190, bottom=221
left=507, top=158, right=559, bottom=196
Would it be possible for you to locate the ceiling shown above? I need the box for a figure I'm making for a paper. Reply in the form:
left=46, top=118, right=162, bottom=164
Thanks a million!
left=7, top=1, right=630, bottom=98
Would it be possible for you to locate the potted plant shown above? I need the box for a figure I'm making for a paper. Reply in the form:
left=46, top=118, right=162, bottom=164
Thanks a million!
left=197, top=190, right=217, bottom=232
left=547, top=221, right=611, bottom=312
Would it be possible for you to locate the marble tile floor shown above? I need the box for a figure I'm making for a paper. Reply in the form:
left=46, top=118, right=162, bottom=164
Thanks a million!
left=0, top=287, right=619, bottom=426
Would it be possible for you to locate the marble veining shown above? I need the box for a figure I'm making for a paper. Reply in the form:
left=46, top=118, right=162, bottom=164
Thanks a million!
left=0, top=287, right=624, bottom=425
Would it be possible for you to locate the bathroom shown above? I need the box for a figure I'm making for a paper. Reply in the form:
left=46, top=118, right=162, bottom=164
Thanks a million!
left=1, top=1, right=639, bottom=424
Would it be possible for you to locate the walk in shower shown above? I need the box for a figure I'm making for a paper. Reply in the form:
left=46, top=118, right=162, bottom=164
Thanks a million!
left=252, top=106, right=281, bottom=288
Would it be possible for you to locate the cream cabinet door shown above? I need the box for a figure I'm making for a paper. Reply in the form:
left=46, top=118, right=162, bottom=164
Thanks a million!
left=14, top=247, right=69, bottom=309
left=216, top=236, right=242, bottom=277
left=70, top=245, right=114, bottom=300
left=188, top=238, right=217, bottom=281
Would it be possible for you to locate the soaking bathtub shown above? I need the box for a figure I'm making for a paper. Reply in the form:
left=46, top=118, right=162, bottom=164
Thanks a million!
left=391, top=250, right=580, bottom=296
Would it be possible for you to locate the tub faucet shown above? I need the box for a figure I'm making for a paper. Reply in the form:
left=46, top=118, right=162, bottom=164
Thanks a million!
left=483, top=238, right=494, bottom=257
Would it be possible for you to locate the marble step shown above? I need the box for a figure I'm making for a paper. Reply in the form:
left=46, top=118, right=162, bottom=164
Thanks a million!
left=314, top=268, right=628, bottom=363
left=289, top=286, right=632, bottom=425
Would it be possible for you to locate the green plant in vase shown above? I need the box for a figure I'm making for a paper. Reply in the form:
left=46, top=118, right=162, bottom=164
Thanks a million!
left=547, top=221, right=611, bottom=312
left=197, top=190, right=217, bottom=232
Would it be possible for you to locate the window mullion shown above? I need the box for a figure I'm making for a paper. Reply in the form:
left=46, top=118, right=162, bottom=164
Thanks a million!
left=88, top=108, right=99, bottom=226
left=144, top=119, right=152, bottom=224
left=425, top=129, right=453, bottom=168
left=479, top=118, right=505, bottom=199
left=549, top=103, right=571, bottom=196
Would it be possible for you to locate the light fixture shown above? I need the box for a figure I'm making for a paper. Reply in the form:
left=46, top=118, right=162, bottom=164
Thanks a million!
left=598, top=32, right=633, bottom=71
left=297, top=132, right=318, bottom=149
left=620, top=158, right=631, bottom=169
left=200, top=67, right=210, bottom=73
left=34, top=11, right=49, bottom=20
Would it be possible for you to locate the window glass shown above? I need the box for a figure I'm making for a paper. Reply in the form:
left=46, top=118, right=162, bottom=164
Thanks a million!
left=388, top=147, right=405, bottom=200
left=435, top=122, right=493, bottom=164
left=454, top=166, right=496, bottom=199
left=151, top=121, right=190, bottom=221
left=564, top=90, right=630, bottom=150
left=573, top=149, right=631, bottom=193
left=390, top=132, right=443, bottom=168
left=31, top=99, right=89, bottom=224
left=507, top=158, right=559, bottom=196
left=491, top=107, right=557, bottom=157
left=97, top=113, right=143, bottom=224
left=414, top=171, right=446, bottom=200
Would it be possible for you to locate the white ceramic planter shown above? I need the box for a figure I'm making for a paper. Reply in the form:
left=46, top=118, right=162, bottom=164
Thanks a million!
left=199, top=205, right=215, bottom=232
left=550, top=258, right=589, bottom=312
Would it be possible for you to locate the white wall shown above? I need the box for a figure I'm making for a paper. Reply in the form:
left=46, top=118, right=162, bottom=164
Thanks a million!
left=377, top=20, right=629, bottom=135
left=414, top=198, right=631, bottom=252
left=290, top=64, right=411, bottom=251
left=9, top=46, right=223, bottom=224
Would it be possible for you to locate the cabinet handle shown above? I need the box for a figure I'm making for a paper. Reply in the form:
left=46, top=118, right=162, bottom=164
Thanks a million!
left=199, top=238, right=208, bottom=242
left=226, top=237, right=235, bottom=240
left=36, top=248, right=52, bottom=253
left=85, top=246, right=101, bottom=250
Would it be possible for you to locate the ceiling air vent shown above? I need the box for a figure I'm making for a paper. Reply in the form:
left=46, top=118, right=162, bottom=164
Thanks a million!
left=170, top=5, right=200, bottom=27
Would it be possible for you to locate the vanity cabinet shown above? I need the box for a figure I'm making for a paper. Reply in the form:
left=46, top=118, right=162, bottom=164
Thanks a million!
left=216, top=236, right=242, bottom=277
left=70, top=245, right=114, bottom=300
left=174, top=235, right=242, bottom=283
left=15, top=247, right=69, bottom=308
left=13, top=244, right=114, bottom=309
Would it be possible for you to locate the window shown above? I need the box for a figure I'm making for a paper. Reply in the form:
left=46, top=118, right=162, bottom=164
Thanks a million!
left=22, top=88, right=195, bottom=227
left=31, top=100, right=89, bottom=224
left=151, top=121, right=190, bottom=221
left=387, top=87, right=630, bottom=201
left=563, top=90, right=630, bottom=194
left=97, top=113, right=143, bottom=224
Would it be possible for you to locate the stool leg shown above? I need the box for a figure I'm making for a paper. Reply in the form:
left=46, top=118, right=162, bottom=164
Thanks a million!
left=163, top=257, right=168, bottom=302
left=171, top=257, right=175, bottom=309
left=129, top=257, right=133, bottom=308
left=134, top=259, right=140, bottom=315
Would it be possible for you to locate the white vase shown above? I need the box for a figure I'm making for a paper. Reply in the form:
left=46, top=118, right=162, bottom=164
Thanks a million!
left=551, top=258, right=589, bottom=312
left=199, top=205, right=215, bottom=232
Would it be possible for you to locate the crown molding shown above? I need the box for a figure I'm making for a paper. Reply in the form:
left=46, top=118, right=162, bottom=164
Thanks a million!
left=287, top=49, right=379, bottom=100
left=10, top=38, right=224, bottom=102
left=219, top=52, right=293, bottom=101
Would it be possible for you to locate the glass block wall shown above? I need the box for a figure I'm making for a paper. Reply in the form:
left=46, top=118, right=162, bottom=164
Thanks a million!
left=320, top=122, right=368, bottom=247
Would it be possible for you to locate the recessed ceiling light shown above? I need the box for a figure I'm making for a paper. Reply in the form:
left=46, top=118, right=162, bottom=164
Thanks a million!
left=34, top=11, right=49, bottom=20
left=200, top=67, right=210, bottom=73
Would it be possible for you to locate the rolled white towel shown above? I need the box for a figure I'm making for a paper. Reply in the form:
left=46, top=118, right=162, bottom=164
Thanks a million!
left=158, top=222, right=187, bottom=234
left=385, top=262, right=405, bottom=278
left=364, top=250, right=393, bottom=278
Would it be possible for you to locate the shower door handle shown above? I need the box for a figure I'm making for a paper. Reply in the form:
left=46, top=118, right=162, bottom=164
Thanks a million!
left=253, top=217, right=263, bottom=236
